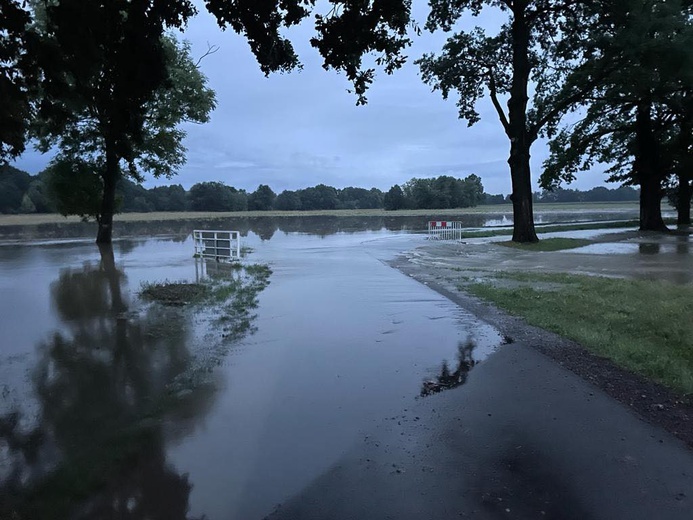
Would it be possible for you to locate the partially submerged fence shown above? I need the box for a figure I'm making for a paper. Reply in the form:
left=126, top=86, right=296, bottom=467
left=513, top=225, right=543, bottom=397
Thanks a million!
left=427, top=221, right=464, bottom=241
left=193, top=230, right=241, bottom=261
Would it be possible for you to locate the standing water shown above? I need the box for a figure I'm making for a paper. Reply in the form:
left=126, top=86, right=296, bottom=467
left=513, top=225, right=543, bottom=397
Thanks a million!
left=0, top=226, right=503, bottom=519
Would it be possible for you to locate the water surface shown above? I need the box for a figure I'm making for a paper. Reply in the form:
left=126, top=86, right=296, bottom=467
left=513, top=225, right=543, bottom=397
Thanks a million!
left=1, top=226, right=502, bottom=519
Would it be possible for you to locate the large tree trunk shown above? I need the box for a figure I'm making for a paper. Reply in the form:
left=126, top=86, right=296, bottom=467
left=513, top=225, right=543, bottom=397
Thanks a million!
left=676, top=176, right=692, bottom=226
left=508, top=144, right=538, bottom=242
left=96, top=146, right=120, bottom=244
left=508, top=3, right=538, bottom=243
left=634, top=102, right=667, bottom=232
left=639, top=174, right=667, bottom=231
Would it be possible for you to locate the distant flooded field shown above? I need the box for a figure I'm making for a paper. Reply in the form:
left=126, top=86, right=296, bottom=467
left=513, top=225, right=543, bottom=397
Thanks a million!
left=0, top=203, right=667, bottom=243
left=0, top=201, right=647, bottom=227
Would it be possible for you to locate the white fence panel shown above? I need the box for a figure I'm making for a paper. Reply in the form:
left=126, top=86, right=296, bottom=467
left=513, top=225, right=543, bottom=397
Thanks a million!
left=193, top=230, right=241, bottom=261
left=427, top=221, right=464, bottom=241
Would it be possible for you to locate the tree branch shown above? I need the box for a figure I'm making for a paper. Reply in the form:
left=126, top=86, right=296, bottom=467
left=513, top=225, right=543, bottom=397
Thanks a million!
left=527, top=0, right=581, bottom=22
left=529, top=63, right=621, bottom=141
left=487, top=67, right=510, bottom=135
left=195, top=43, right=220, bottom=68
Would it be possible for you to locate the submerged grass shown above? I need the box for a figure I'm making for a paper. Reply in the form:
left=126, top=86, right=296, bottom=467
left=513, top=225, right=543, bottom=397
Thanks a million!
left=461, top=217, right=683, bottom=239
left=137, top=263, right=273, bottom=404
left=496, top=237, right=593, bottom=252
left=464, top=272, right=693, bottom=395
left=460, top=219, right=641, bottom=239
left=140, top=280, right=209, bottom=305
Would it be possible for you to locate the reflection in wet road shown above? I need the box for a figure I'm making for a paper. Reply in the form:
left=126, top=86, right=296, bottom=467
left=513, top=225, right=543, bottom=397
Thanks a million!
left=0, top=229, right=502, bottom=519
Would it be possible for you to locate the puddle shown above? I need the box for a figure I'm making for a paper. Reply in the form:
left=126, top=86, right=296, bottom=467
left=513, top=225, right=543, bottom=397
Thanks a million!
left=420, top=339, right=478, bottom=397
left=569, top=237, right=690, bottom=256
left=569, top=242, right=643, bottom=255
left=0, top=226, right=504, bottom=520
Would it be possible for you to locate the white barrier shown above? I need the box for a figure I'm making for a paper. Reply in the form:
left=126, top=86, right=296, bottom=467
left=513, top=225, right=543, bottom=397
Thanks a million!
left=427, top=221, right=464, bottom=241
left=193, top=230, right=241, bottom=261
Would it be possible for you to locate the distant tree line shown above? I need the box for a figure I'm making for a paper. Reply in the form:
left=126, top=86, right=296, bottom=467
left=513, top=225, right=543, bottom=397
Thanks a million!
left=483, top=186, right=642, bottom=205
left=534, top=186, right=641, bottom=204
left=1, top=164, right=647, bottom=215
left=383, top=175, right=484, bottom=210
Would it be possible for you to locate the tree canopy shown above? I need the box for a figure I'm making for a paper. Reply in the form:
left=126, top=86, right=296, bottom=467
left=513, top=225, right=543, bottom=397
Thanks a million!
left=0, top=0, right=36, bottom=161
left=34, top=26, right=215, bottom=236
left=540, top=0, right=693, bottom=229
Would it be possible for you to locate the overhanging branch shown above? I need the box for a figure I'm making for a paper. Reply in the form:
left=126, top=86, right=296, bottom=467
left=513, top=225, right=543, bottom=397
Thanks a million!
left=487, top=67, right=510, bottom=135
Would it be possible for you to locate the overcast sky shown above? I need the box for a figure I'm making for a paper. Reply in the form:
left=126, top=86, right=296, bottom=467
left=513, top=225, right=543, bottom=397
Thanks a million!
left=11, top=1, right=608, bottom=195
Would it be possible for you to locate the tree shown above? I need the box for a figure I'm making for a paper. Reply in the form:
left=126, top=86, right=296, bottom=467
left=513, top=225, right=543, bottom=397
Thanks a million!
left=149, top=184, right=187, bottom=212
left=0, top=0, right=37, bottom=161
left=384, top=184, right=405, bottom=210
left=462, top=173, right=484, bottom=207
left=664, top=89, right=693, bottom=226
left=416, top=1, right=603, bottom=242
left=228, top=187, right=249, bottom=211
left=338, top=186, right=384, bottom=209
left=0, top=163, right=31, bottom=213
left=248, top=184, right=276, bottom=211
left=274, top=190, right=302, bottom=211
left=204, top=0, right=414, bottom=104
left=484, top=193, right=506, bottom=204
left=540, top=0, right=693, bottom=231
left=397, top=175, right=485, bottom=209
left=31, top=0, right=206, bottom=243
left=299, top=184, right=339, bottom=210
left=188, top=181, right=234, bottom=211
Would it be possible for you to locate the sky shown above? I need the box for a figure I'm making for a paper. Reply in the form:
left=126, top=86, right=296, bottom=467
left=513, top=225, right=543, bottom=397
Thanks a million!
left=11, top=1, right=608, bottom=196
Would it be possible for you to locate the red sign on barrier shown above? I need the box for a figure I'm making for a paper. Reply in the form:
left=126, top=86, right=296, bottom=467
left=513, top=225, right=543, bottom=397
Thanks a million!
left=429, top=221, right=451, bottom=228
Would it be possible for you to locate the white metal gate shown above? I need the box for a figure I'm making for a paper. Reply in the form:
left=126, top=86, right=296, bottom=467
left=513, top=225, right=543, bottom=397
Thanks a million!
left=193, top=230, right=241, bottom=261
left=427, top=221, right=464, bottom=241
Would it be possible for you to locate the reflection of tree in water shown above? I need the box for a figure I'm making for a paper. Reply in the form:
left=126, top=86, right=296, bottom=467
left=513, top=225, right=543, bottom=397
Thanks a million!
left=0, top=245, right=268, bottom=520
left=420, top=340, right=477, bottom=397
left=639, top=242, right=661, bottom=255
left=676, top=235, right=690, bottom=255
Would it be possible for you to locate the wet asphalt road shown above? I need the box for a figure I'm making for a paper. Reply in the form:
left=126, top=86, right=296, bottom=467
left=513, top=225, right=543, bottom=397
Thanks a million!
left=266, top=343, right=693, bottom=520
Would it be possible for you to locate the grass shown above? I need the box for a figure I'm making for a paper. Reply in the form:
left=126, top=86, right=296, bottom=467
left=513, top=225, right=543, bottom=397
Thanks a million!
left=464, top=272, right=693, bottom=396
left=0, top=202, right=644, bottom=226
left=140, top=263, right=271, bottom=308
left=140, top=280, right=209, bottom=305
left=496, top=237, right=593, bottom=252
left=460, top=219, right=643, bottom=238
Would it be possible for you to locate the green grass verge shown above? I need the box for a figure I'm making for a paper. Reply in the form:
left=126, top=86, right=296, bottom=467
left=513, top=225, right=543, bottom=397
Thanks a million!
left=496, top=238, right=593, bottom=252
left=465, top=273, right=693, bottom=396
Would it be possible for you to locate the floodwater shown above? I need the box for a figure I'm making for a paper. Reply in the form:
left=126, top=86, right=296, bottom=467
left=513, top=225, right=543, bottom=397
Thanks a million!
left=569, top=233, right=692, bottom=256
left=0, top=206, right=661, bottom=242
left=0, top=223, right=503, bottom=519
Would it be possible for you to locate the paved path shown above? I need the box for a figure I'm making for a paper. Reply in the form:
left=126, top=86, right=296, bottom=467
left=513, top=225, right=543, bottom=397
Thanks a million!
left=267, top=343, right=693, bottom=520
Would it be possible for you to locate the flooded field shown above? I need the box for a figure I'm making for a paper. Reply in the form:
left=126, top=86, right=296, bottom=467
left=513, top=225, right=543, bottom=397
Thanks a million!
left=1, top=209, right=685, bottom=519
left=0, top=205, right=660, bottom=242
left=0, top=223, right=506, bottom=519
